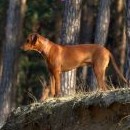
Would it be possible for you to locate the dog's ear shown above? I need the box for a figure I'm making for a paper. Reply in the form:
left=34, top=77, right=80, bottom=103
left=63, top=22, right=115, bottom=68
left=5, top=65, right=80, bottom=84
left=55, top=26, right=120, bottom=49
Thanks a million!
left=31, top=33, right=38, bottom=45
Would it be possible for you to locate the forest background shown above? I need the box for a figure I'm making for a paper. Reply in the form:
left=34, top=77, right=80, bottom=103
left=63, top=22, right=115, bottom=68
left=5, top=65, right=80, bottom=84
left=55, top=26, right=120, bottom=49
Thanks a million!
left=0, top=0, right=130, bottom=127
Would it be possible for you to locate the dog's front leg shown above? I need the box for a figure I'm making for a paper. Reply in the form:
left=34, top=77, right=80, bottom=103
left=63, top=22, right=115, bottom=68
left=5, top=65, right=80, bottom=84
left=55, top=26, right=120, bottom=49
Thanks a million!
left=53, top=69, right=61, bottom=97
left=50, top=74, right=55, bottom=97
left=40, top=86, right=50, bottom=101
left=40, top=72, right=55, bottom=101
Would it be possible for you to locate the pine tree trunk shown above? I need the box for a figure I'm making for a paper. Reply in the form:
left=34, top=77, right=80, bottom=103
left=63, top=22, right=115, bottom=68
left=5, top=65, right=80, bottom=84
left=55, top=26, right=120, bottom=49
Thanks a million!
left=0, top=0, right=26, bottom=127
left=88, top=0, right=111, bottom=90
left=0, top=1, right=7, bottom=78
left=111, top=0, right=126, bottom=72
left=80, top=0, right=95, bottom=43
left=60, top=0, right=82, bottom=95
left=94, top=0, right=111, bottom=44
left=78, top=0, right=97, bottom=91
left=125, top=0, right=130, bottom=80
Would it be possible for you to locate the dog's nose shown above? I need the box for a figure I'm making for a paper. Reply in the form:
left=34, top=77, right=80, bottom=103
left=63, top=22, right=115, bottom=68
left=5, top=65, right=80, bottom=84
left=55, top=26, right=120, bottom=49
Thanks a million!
left=20, top=46, right=23, bottom=49
left=20, top=46, right=24, bottom=50
left=20, top=45, right=24, bottom=50
left=19, top=46, right=25, bottom=53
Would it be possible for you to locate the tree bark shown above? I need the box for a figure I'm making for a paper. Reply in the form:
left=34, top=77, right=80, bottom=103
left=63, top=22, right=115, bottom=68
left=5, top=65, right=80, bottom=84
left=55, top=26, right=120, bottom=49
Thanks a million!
left=0, top=1, right=8, bottom=78
left=60, top=0, right=82, bottom=95
left=125, top=0, right=130, bottom=81
left=115, top=0, right=126, bottom=71
left=120, top=24, right=126, bottom=73
left=110, top=0, right=126, bottom=73
left=88, top=0, right=111, bottom=90
left=0, top=0, right=26, bottom=127
left=80, top=0, right=96, bottom=43
left=94, top=0, right=111, bottom=44
left=78, top=0, right=97, bottom=91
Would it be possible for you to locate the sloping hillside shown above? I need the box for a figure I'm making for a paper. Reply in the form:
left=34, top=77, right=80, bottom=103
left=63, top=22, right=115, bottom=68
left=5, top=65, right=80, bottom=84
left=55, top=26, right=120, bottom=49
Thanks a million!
left=1, top=88, right=130, bottom=130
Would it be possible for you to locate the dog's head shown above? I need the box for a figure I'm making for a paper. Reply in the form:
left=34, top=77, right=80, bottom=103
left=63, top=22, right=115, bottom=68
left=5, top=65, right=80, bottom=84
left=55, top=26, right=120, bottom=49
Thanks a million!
left=21, top=33, right=39, bottom=51
left=21, top=33, right=50, bottom=54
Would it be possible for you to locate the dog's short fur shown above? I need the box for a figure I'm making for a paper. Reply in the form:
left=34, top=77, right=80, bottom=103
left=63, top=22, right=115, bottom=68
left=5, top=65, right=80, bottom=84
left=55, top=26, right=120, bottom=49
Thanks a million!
left=21, top=33, right=128, bottom=101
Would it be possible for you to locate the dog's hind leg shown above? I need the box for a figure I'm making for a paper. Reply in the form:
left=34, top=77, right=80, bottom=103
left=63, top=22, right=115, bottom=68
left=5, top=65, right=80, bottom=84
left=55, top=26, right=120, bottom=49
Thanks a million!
left=93, top=65, right=107, bottom=91
left=93, top=55, right=109, bottom=91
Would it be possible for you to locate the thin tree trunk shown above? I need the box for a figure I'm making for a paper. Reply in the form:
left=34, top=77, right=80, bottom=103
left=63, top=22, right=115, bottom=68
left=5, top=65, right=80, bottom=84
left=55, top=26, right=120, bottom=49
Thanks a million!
left=60, top=0, right=82, bottom=96
left=120, top=25, right=126, bottom=72
left=0, top=0, right=26, bottom=127
left=125, top=0, right=130, bottom=81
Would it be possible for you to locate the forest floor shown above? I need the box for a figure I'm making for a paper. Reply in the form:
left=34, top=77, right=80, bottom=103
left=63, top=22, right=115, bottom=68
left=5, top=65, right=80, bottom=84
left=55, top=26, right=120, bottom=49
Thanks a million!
left=1, top=88, right=130, bottom=130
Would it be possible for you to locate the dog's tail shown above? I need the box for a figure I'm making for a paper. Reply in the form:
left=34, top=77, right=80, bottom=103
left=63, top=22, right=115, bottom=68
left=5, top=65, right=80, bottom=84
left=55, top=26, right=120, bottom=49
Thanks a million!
left=110, top=53, right=128, bottom=84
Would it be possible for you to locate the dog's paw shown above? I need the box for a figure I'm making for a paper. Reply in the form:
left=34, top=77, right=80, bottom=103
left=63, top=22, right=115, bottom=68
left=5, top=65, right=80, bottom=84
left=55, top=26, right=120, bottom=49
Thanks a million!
left=54, top=93, right=62, bottom=98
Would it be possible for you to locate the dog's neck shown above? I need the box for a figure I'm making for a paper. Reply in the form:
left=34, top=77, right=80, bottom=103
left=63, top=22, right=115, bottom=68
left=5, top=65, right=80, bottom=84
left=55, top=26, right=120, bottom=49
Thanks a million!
left=38, top=37, right=53, bottom=58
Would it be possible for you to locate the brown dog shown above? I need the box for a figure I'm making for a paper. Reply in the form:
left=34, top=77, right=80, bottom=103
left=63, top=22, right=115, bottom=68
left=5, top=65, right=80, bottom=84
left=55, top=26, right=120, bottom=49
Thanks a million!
left=21, top=33, right=128, bottom=100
